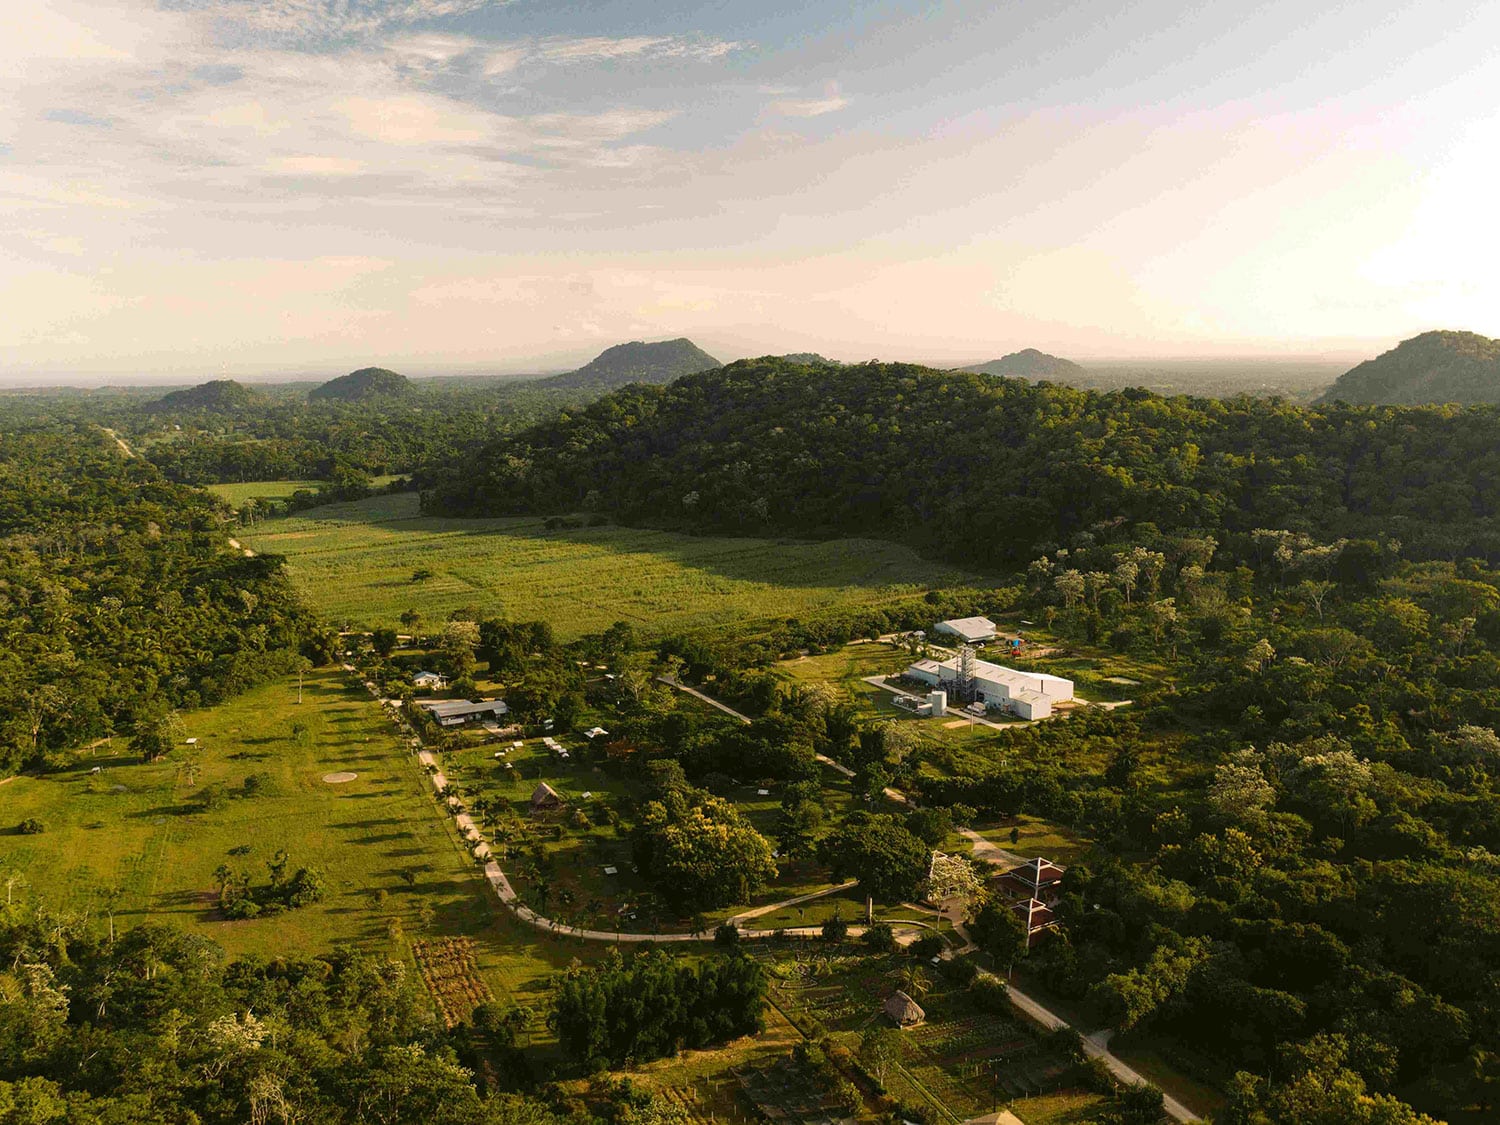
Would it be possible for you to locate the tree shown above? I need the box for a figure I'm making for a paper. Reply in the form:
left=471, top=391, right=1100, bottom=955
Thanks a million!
left=859, top=1026, right=903, bottom=1088
left=371, top=627, right=398, bottom=657
left=440, top=619, right=480, bottom=681
left=821, top=813, right=930, bottom=904
left=634, top=789, right=777, bottom=912
left=969, top=900, right=1029, bottom=969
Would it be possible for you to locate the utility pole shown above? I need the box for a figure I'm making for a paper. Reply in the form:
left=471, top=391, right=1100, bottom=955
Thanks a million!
left=297, top=670, right=303, bottom=704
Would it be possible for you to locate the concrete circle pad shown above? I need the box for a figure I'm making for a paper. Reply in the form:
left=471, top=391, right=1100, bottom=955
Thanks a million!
left=322, top=771, right=358, bottom=784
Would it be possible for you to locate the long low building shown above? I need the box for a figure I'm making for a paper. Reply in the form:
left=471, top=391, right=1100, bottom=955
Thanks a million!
left=904, top=656, right=1072, bottom=720
left=419, top=698, right=509, bottom=726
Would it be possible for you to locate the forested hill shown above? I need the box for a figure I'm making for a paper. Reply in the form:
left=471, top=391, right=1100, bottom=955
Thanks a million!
left=1323, top=330, right=1500, bottom=404
left=147, top=378, right=265, bottom=413
left=309, top=366, right=412, bottom=401
left=424, top=357, right=1500, bottom=567
left=539, top=338, right=720, bottom=389
left=962, top=347, right=1084, bottom=380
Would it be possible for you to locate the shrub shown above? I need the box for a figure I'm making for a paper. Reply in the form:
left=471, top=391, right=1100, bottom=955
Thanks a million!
left=910, top=934, right=944, bottom=959
left=862, top=922, right=897, bottom=953
left=938, top=956, right=978, bottom=985
left=714, top=923, right=741, bottom=946
left=821, top=916, right=849, bottom=943
left=967, top=972, right=1009, bottom=1011
left=17, top=818, right=44, bottom=835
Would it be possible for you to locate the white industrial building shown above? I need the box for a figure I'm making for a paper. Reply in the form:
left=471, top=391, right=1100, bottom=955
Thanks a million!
left=904, top=656, right=1072, bottom=720
left=933, top=616, right=998, bottom=644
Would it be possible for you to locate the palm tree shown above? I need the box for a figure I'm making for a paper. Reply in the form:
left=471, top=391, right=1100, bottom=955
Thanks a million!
left=889, top=963, right=931, bottom=1000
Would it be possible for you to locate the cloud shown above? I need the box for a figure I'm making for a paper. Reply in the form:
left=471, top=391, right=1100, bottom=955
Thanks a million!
left=169, top=0, right=506, bottom=47
left=532, top=35, right=741, bottom=64
left=769, top=93, right=850, bottom=118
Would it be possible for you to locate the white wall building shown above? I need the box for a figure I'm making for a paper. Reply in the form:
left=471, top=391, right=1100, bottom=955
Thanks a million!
left=904, top=657, right=1073, bottom=720
left=933, top=616, right=998, bottom=644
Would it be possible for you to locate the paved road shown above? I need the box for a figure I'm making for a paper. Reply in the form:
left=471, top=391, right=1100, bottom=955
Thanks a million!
left=1003, top=988, right=1198, bottom=1122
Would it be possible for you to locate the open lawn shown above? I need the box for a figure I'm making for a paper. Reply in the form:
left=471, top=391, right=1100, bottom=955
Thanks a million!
left=0, top=669, right=586, bottom=1019
left=238, top=492, right=985, bottom=638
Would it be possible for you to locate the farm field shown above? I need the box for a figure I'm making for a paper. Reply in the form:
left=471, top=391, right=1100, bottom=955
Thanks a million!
left=0, top=669, right=583, bottom=1015
left=763, top=948, right=1097, bottom=1121
left=237, top=491, right=986, bottom=638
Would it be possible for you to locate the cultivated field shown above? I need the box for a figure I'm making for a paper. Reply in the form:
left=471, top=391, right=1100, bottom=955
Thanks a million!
left=206, top=475, right=403, bottom=507
left=0, top=669, right=581, bottom=1011
left=237, top=492, right=985, bottom=638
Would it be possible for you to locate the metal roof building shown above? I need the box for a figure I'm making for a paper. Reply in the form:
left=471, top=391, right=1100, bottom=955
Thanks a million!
left=418, top=698, right=509, bottom=726
left=933, top=616, right=998, bottom=644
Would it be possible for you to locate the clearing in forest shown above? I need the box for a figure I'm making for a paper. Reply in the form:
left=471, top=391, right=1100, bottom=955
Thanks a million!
left=238, top=491, right=986, bottom=638
left=0, top=669, right=582, bottom=1010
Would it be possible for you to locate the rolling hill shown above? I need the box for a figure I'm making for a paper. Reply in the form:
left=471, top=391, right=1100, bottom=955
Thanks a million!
left=962, top=348, right=1085, bottom=381
left=308, top=367, right=412, bottom=402
left=1321, top=331, right=1500, bottom=404
left=539, top=339, right=720, bottom=390
left=146, top=379, right=266, bottom=412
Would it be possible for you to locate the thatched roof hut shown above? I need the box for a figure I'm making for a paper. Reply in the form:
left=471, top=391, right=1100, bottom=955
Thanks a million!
left=883, top=989, right=925, bottom=1027
left=530, top=781, right=562, bottom=809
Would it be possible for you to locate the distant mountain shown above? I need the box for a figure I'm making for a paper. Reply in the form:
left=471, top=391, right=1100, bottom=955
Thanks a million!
left=147, top=379, right=265, bottom=412
left=308, top=367, right=412, bottom=402
left=1321, top=331, right=1500, bottom=404
left=540, top=339, right=720, bottom=390
left=962, top=349, right=1085, bottom=381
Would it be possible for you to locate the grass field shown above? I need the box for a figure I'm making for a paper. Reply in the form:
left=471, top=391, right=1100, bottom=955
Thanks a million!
left=206, top=476, right=404, bottom=507
left=237, top=492, right=985, bottom=638
left=0, top=669, right=584, bottom=1017
left=206, top=479, right=321, bottom=504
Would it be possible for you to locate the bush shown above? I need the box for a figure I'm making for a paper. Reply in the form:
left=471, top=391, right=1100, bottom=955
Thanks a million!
left=821, top=916, right=849, bottom=943
left=714, top=923, right=741, bottom=946
left=17, top=818, right=44, bottom=835
left=938, top=956, right=978, bottom=985
left=862, top=922, right=897, bottom=953
left=1080, top=1054, right=1118, bottom=1095
left=967, top=972, right=1009, bottom=1011
left=910, top=934, right=944, bottom=959
left=1116, top=1082, right=1166, bottom=1124
left=224, top=898, right=262, bottom=920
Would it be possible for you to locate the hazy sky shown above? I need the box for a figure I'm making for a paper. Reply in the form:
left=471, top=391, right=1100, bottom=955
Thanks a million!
left=3, top=0, right=1499, bottom=379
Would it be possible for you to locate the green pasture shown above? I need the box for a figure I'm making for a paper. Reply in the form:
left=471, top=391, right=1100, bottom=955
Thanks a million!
left=206, top=479, right=321, bottom=505
left=206, top=475, right=403, bottom=507
left=237, top=491, right=984, bottom=638
left=0, top=669, right=580, bottom=1005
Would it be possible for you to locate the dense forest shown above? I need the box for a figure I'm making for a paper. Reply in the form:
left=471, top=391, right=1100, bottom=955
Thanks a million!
left=0, top=380, right=589, bottom=487
left=0, top=427, right=325, bottom=774
left=424, top=357, right=1500, bottom=565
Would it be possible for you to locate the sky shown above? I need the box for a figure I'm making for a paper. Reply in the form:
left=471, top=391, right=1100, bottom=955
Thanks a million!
left=3, top=0, right=1499, bottom=381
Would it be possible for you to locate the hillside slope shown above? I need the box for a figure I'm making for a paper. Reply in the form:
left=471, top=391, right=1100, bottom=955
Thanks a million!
left=540, top=339, right=720, bottom=389
left=309, top=367, right=412, bottom=402
left=1322, top=331, right=1500, bottom=404
left=962, top=348, right=1084, bottom=380
left=424, top=358, right=1500, bottom=567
